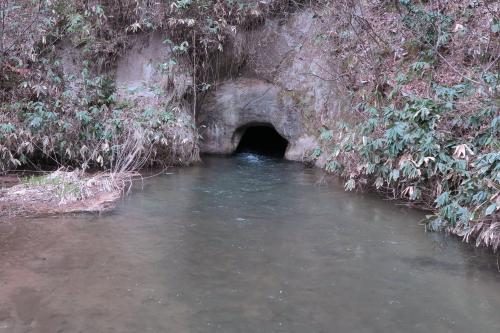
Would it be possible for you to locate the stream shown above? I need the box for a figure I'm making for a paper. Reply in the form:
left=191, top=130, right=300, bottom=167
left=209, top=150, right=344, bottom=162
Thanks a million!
left=1, top=154, right=499, bottom=332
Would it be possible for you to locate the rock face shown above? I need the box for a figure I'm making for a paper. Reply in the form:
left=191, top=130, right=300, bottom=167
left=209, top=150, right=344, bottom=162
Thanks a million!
left=198, top=78, right=308, bottom=160
left=114, top=32, right=193, bottom=100
left=198, top=9, right=345, bottom=163
left=115, top=32, right=170, bottom=97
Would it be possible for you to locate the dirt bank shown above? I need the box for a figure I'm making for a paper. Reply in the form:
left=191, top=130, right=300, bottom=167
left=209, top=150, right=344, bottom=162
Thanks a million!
left=0, top=170, right=135, bottom=218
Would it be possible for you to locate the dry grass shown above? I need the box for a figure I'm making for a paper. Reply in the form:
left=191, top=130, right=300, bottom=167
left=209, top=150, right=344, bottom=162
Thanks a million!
left=451, top=218, right=500, bottom=253
left=0, top=169, right=138, bottom=218
left=0, top=127, right=150, bottom=218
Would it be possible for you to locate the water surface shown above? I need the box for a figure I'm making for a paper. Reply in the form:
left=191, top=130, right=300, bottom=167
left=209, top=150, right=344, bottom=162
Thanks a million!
left=1, top=155, right=499, bottom=332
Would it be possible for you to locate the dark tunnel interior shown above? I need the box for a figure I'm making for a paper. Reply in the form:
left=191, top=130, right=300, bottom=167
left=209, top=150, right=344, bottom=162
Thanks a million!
left=235, top=125, right=288, bottom=158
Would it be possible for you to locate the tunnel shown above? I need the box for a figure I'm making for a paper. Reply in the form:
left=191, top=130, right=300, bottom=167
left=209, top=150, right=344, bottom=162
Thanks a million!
left=235, top=124, right=288, bottom=157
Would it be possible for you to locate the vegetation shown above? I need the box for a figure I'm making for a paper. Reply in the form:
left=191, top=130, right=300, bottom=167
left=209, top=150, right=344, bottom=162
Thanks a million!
left=0, top=169, right=136, bottom=217
left=312, top=0, right=499, bottom=249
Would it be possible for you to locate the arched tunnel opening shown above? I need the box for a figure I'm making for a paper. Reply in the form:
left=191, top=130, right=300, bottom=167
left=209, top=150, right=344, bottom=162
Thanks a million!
left=235, top=125, right=288, bottom=158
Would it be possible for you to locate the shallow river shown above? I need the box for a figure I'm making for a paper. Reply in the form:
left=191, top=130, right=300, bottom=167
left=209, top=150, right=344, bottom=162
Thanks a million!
left=1, top=155, right=499, bottom=332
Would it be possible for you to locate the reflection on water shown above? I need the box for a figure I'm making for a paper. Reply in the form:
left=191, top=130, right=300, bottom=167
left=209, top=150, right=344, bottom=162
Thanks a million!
left=0, top=155, right=499, bottom=332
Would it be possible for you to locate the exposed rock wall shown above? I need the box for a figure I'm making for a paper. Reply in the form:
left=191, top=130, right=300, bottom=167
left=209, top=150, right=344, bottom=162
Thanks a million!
left=99, top=32, right=199, bottom=164
left=198, top=9, right=346, bottom=164
left=115, top=32, right=193, bottom=100
left=115, top=32, right=171, bottom=97
left=198, top=78, right=305, bottom=159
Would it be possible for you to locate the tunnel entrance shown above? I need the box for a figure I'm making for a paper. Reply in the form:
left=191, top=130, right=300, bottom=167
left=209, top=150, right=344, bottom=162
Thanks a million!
left=235, top=125, right=288, bottom=157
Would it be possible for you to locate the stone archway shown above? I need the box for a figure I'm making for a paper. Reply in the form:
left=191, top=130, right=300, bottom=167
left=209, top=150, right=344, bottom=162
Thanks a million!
left=198, top=78, right=316, bottom=160
left=234, top=123, right=289, bottom=157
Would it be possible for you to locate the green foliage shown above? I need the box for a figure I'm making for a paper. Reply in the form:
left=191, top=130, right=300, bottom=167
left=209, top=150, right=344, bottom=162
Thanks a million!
left=0, top=0, right=209, bottom=170
left=401, top=0, right=453, bottom=57
left=320, top=79, right=499, bottom=231
left=303, top=0, right=500, bottom=244
left=0, top=61, right=194, bottom=170
left=491, top=18, right=500, bottom=33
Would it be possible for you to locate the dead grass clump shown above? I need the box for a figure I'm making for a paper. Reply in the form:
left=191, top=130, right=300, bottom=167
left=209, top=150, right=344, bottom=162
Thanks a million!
left=0, top=169, right=137, bottom=218
left=451, top=217, right=500, bottom=253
